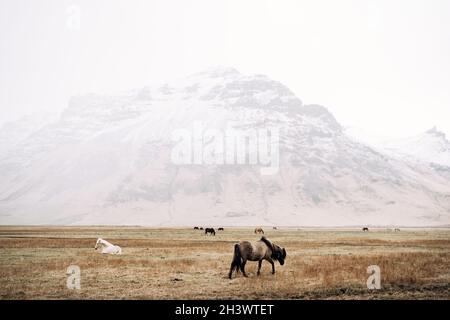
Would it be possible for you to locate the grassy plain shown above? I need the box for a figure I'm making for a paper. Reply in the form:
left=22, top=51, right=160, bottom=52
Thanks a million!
left=0, top=226, right=449, bottom=299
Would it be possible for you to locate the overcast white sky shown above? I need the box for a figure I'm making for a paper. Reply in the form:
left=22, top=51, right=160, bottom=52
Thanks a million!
left=1, top=0, right=449, bottom=139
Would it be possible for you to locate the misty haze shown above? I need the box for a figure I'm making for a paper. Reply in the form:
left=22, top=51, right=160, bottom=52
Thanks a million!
left=0, top=0, right=449, bottom=302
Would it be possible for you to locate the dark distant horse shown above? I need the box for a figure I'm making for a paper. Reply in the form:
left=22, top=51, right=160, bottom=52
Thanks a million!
left=273, top=227, right=277, bottom=230
left=363, top=227, right=369, bottom=232
left=199, top=227, right=204, bottom=230
left=228, top=236, right=286, bottom=279
left=205, top=228, right=216, bottom=236
left=194, top=227, right=199, bottom=230
left=254, top=227, right=264, bottom=234
left=394, top=228, right=400, bottom=232
left=218, top=228, right=224, bottom=231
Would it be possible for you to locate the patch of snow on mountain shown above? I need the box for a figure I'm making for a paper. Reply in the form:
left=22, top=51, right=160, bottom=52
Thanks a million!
left=383, top=127, right=450, bottom=167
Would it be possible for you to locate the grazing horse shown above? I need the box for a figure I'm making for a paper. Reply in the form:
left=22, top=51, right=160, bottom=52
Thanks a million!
left=254, top=227, right=264, bottom=234
left=205, top=228, right=216, bottom=236
left=94, top=238, right=122, bottom=254
left=218, top=228, right=224, bottom=231
left=229, top=236, right=286, bottom=279
left=362, top=227, right=369, bottom=232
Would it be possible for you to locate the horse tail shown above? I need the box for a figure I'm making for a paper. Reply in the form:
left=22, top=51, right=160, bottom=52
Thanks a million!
left=233, top=244, right=242, bottom=274
left=229, top=243, right=242, bottom=279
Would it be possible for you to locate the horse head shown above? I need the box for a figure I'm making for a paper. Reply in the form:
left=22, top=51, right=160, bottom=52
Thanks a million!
left=272, top=244, right=287, bottom=265
left=94, top=238, right=102, bottom=250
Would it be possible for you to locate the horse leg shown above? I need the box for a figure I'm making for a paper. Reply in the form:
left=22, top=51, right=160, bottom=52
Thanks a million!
left=257, top=260, right=262, bottom=276
left=228, top=261, right=236, bottom=279
left=240, top=259, right=248, bottom=277
left=267, top=258, right=275, bottom=274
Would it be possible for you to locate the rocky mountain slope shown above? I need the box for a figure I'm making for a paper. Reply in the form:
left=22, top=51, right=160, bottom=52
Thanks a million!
left=0, top=68, right=449, bottom=226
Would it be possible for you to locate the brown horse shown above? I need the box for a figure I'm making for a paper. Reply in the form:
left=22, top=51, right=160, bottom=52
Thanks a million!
left=228, top=236, right=286, bottom=279
left=254, top=227, right=264, bottom=234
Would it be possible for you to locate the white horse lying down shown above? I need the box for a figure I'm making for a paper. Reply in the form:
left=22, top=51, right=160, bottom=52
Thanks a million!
left=94, top=238, right=122, bottom=254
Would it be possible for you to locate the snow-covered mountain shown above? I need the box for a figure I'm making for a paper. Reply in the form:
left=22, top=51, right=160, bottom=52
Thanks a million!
left=383, top=127, right=450, bottom=168
left=345, top=126, right=450, bottom=178
left=1, top=68, right=449, bottom=226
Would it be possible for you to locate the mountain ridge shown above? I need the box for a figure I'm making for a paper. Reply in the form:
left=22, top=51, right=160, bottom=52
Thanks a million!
left=0, top=68, right=449, bottom=226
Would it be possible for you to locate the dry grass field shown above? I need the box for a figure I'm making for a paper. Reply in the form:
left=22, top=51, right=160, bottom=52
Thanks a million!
left=0, top=226, right=449, bottom=300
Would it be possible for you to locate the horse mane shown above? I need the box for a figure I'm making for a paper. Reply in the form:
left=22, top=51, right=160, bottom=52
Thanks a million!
left=260, top=236, right=274, bottom=252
